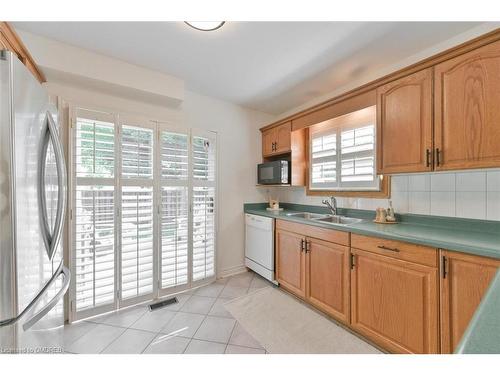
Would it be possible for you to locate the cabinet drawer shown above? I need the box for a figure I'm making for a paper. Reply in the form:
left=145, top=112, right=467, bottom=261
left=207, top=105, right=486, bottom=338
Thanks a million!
left=351, top=234, right=437, bottom=267
left=276, top=219, right=350, bottom=246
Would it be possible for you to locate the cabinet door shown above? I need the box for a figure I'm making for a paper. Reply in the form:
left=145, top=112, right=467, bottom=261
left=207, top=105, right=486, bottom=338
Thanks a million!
left=276, top=229, right=306, bottom=298
left=440, top=250, right=500, bottom=353
left=262, top=128, right=276, bottom=157
left=434, top=40, right=500, bottom=170
left=351, top=249, right=439, bottom=353
left=376, top=68, right=433, bottom=174
left=275, top=122, right=291, bottom=154
left=306, top=237, right=350, bottom=324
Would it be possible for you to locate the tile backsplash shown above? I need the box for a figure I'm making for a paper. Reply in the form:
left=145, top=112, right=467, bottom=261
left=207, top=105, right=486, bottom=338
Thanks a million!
left=264, top=169, right=500, bottom=221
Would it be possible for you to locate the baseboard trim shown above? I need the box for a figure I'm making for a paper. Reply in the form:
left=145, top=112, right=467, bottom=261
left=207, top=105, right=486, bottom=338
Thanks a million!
left=217, top=264, right=248, bottom=279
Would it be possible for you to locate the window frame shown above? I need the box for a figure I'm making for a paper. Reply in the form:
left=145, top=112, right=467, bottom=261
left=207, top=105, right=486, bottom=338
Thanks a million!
left=306, top=105, right=390, bottom=198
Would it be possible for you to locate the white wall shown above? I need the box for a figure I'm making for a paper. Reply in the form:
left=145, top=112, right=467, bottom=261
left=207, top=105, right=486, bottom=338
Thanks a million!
left=43, top=80, right=272, bottom=278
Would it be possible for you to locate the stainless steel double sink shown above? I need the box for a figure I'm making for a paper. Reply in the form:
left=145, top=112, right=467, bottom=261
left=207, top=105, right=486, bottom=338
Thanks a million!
left=284, top=212, right=364, bottom=225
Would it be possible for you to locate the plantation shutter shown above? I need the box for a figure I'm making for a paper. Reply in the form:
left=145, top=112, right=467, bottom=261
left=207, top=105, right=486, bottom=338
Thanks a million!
left=340, top=124, right=377, bottom=187
left=73, top=109, right=116, bottom=313
left=310, top=131, right=337, bottom=189
left=191, top=131, right=217, bottom=281
left=159, top=127, right=189, bottom=289
left=120, top=124, right=154, bottom=301
left=71, top=107, right=219, bottom=320
left=309, top=105, right=379, bottom=191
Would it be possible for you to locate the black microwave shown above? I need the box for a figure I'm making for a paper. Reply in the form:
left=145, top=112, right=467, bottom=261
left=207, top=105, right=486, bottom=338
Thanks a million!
left=257, top=160, right=289, bottom=185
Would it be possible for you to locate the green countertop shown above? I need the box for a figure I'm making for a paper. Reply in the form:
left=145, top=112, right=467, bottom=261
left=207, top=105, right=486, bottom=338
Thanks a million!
left=455, top=270, right=500, bottom=354
left=244, top=203, right=500, bottom=260
left=244, top=202, right=500, bottom=353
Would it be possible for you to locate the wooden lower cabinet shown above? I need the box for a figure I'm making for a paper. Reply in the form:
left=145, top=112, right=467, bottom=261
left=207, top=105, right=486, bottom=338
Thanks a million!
left=275, top=220, right=499, bottom=354
left=350, top=248, right=439, bottom=354
left=440, top=250, right=500, bottom=353
left=306, top=237, right=350, bottom=324
left=276, top=229, right=306, bottom=298
left=275, top=221, right=350, bottom=322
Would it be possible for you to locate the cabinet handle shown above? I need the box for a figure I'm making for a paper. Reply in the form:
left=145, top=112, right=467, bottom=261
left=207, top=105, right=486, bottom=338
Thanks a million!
left=272, top=142, right=276, bottom=152
left=305, top=240, right=311, bottom=253
left=426, top=149, right=431, bottom=167
left=300, top=239, right=305, bottom=252
left=441, top=255, right=448, bottom=279
left=377, top=245, right=400, bottom=253
left=350, top=253, right=355, bottom=270
left=435, top=148, right=442, bottom=167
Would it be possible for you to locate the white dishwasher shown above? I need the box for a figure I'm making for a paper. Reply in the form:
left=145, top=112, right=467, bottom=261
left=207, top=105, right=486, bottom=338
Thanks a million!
left=245, top=213, right=276, bottom=283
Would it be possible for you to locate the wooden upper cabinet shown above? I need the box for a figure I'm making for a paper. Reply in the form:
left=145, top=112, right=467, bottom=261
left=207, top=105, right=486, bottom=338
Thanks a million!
left=262, top=127, right=276, bottom=157
left=0, top=22, right=45, bottom=83
left=275, top=228, right=306, bottom=298
left=306, top=237, right=350, bottom=324
left=440, top=250, right=500, bottom=353
left=350, top=248, right=439, bottom=354
left=275, top=122, right=292, bottom=154
left=377, top=68, right=433, bottom=174
left=261, top=122, right=291, bottom=157
left=434, top=39, right=500, bottom=171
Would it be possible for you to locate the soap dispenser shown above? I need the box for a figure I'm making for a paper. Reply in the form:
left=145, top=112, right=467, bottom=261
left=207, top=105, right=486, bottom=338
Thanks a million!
left=386, top=200, right=396, bottom=222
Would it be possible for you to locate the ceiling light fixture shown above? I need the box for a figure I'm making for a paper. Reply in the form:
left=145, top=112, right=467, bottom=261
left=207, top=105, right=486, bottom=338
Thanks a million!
left=185, top=21, right=225, bottom=31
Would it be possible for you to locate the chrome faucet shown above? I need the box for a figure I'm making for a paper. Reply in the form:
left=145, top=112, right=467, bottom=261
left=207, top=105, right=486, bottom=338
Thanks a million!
left=322, top=196, right=337, bottom=216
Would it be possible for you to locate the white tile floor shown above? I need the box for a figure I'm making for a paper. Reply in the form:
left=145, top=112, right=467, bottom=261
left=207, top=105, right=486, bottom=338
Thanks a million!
left=63, top=270, right=270, bottom=354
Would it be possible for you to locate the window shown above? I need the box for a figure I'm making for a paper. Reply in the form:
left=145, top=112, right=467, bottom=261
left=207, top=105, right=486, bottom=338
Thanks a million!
left=309, top=105, right=380, bottom=191
left=70, top=108, right=218, bottom=320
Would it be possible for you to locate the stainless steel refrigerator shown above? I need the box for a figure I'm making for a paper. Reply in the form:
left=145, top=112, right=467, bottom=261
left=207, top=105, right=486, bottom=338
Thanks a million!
left=0, top=50, right=70, bottom=353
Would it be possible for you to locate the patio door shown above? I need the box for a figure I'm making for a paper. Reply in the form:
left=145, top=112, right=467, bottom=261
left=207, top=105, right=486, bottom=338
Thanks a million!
left=158, top=124, right=217, bottom=297
left=70, top=108, right=217, bottom=321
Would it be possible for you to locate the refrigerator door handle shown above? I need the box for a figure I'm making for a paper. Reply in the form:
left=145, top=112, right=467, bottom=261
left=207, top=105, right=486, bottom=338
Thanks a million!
left=22, top=262, right=70, bottom=331
left=0, top=261, right=69, bottom=328
left=38, top=110, right=67, bottom=261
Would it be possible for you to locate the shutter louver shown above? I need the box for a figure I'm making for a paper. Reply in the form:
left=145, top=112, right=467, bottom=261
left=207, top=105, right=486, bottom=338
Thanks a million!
left=193, top=136, right=216, bottom=182
left=311, top=133, right=337, bottom=186
left=75, top=118, right=114, bottom=178
left=160, top=129, right=189, bottom=289
left=191, top=132, right=216, bottom=282
left=192, top=187, right=216, bottom=281
left=121, top=186, right=154, bottom=299
left=75, top=186, right=115, bottom=310
left=309, top=106, right=379, bottom=191
left=161, top=187, right=188, bottom=288
left=120, top=124, right=154, bottom=301
left=121, top=126, right=153, bottom=179
left=161, top=131, right=188, bottom=180
left=73, top=112, right=116, bottom=314
left=340, top=125, right=376, bottom=183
